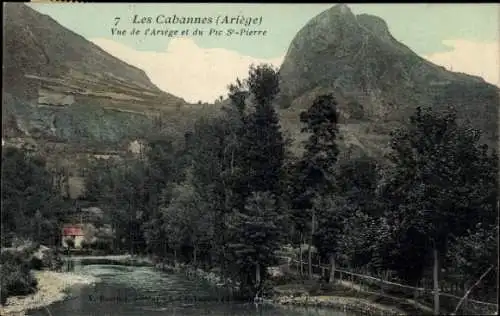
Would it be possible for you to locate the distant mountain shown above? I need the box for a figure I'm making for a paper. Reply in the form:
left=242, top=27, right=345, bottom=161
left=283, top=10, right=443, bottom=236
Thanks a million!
left=2, top=3, right=187, bottom=143
left=277, top=4, right=498, bottom=156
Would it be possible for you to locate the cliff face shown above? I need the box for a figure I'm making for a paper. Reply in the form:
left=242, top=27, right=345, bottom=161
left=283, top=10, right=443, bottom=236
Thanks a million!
left=3, top=3, right=187, bottom=144
left=277, top=4, right=498, bottom=154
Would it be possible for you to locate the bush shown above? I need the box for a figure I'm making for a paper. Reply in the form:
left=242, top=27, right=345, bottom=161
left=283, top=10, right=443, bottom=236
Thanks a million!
left=91, top=239, right=112, bottom=252
left=40, top=249, right=63, bottom=271
left=30, top=257, right=43, bottom=270
left=0, top=256, right=38, bottom=305
left=0, top=249, right=31, bottom=269
left=64, top=238, right=75, bottom=249
left=81, top=240, right=90, bottom=249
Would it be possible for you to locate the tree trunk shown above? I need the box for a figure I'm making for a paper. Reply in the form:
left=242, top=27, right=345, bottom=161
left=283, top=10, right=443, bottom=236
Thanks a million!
left=413, top=280, right=419, bottom=304
left=193, top=245, right=197, bottom=266
left=299, top=232, right=303, bottom=276
left=307, top=243, right=312, bottom=279
left=308, top=211, right=315, bottom=280
left=329, top=254, right=336, bottom=284
left=256, top=262, right=261, bottom=290
left=433, top=246, right=440, bottom=316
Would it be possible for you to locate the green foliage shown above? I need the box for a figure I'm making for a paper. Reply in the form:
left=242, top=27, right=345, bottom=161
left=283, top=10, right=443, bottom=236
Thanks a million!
left=29, top=256, right=43, bottom=270
left=238, top=65, right=285, bottom=199
left=0, top=250, right=38, bottom=305
left=82, top=65, right=497, bottom=303
left=287, top=94, right=341, bottom=259
left=84, top=135, right=187, bottom=254
left=385, top=106, right=496, bottom=244
left=64, top=238, right=75, bottom=249
left=246, top=64, right=280, bottom=107
left=90, top=239, right=113, bottom=252
left=336, top=154, right=380, bottom=215
left=228, top=78, right=248, bottom=115
left=374, top=106, right=498, bottom=285
left=1, top=147, right=64, bottom=246
left=227, top=191, right=287, bottom=292
left=446, top=222, right=498, bottom=301
left=298, top=94, right=340, bottom=194
left=80, top=240, right=90, bottom=249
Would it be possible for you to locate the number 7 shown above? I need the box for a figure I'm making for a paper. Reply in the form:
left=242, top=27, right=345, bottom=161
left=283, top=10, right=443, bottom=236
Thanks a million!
left=114, top=17, right=120, bottom=26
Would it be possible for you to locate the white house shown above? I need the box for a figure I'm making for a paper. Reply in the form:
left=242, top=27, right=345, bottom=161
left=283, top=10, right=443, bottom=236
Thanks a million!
left=128, top=139, right=147, bottom=157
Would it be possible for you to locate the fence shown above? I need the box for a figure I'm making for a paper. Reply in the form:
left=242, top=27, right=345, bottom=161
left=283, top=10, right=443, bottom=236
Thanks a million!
left=277, top=256, right=498, bottom=315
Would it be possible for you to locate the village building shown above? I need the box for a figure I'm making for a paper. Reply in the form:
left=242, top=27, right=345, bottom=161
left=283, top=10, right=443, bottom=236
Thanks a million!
left=61, top=224, right=85, bottom=249
left=128, top=139, right=147, bottom=158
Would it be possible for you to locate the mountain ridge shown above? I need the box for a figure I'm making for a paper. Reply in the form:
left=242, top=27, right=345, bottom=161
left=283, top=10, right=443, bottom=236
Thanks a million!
left=277, top=4, right=498, bottom=154
left=2, top=3, right=193, bottom=145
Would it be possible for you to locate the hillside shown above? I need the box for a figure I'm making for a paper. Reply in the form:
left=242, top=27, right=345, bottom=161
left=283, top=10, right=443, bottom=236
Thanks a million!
left=277, top=4, right=499, bottom=157
left=2, top=3, right=192, bottom=144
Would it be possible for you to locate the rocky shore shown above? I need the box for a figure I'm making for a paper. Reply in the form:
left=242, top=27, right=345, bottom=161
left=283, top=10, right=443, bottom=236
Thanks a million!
left=0, top=270, right=100, bottom=316
left=272, top=294, right=407, bottom=316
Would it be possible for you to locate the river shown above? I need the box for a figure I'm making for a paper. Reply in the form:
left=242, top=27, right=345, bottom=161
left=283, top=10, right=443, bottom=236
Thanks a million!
left=27, top=258, right=356, bottom=316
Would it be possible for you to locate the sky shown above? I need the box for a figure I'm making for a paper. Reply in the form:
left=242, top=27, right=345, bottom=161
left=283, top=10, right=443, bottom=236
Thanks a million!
left=28, top=3, right=499, bottom=103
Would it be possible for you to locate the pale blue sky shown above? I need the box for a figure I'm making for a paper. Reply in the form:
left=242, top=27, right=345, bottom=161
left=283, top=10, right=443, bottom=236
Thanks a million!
left=28, top=3, right=499, bottom=58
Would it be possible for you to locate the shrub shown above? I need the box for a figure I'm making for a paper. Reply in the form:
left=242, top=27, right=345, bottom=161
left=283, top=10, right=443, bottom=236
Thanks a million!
left=64, top=238, right=75, bottom=249
left=81, top=240, right=90, bottom=249
left=40, top=249, right=63, bottom=271
left=91, top=239, right=112, bottom=252
left=30, top=257, right=43, bottom=270
left=0, top=254, right=38, bottom=305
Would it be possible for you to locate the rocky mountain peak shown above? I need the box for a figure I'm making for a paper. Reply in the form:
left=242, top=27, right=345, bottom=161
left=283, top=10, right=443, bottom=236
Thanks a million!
left=277, top=4, right=498, bottom=152
left=356, top=14, right=392, bottom=41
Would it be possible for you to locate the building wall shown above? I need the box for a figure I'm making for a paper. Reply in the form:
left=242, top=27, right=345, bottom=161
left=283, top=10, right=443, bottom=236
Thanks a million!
left=62, top=235, right=85, bottom=249
left=62, top=223, right=92, bottom=249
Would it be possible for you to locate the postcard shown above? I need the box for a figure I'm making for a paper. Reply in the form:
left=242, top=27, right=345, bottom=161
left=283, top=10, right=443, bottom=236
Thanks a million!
left=1, top=3, right=498, bottom=316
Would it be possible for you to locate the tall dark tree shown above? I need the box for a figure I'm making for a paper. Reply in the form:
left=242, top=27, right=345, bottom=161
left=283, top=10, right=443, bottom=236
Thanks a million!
left=237, top=64, right=285, bottom=200
left=295, top=94, right=340, bottom=279
left=383, top=106, right=498, bottom=314
left=226, top=191, right=287, bottom=295
left=188, top=115, right=239, bottom=272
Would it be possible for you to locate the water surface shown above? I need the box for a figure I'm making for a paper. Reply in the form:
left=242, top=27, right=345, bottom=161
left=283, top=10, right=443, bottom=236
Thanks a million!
left=28, top=259, right=355, bottom=316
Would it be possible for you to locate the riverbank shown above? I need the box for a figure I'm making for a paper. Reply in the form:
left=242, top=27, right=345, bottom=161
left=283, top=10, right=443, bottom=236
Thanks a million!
left=152, top=259, right=410, bottom=315
left=270, top=279, right=435, bottom=316
left=0, top=270, right=100, bottom=316
left=153, top=260, right=240, bottom=291
left=273, top=294, right=406, bottom=316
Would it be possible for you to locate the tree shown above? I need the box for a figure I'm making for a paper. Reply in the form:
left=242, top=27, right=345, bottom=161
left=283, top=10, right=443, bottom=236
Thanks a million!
left=447, top=222, right=498, bottom=303
left=238, top=64, right=284, bottom=199
left=188, top=114, right=242, bottom=271
left=336, top=154, right=380, bottom=215
left=296, top=94, right=340, bottom=279
left=383, top=106, right=498, bottom=315
left=226, top=191, right=287, bottom=295
left=227, top=78, right=249, bottom=115
left=1, top=147, right=64, bottom=246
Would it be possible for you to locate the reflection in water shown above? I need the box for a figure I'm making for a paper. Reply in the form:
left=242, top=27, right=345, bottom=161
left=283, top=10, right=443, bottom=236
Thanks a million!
left=28, top=260, right=354, bottom=316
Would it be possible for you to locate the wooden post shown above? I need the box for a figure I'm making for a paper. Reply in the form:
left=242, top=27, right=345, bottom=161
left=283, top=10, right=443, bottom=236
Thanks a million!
left=318, top=256, right=321, bottom=278
left=308, top=211, right=315, bottom=280
left=380, top=274, right=384, bottom=295
left=433, top=246, right=440, bottom=316
left=299, top=233, right=303, bottom=277
left=329, top=255, right=336, bottom=284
